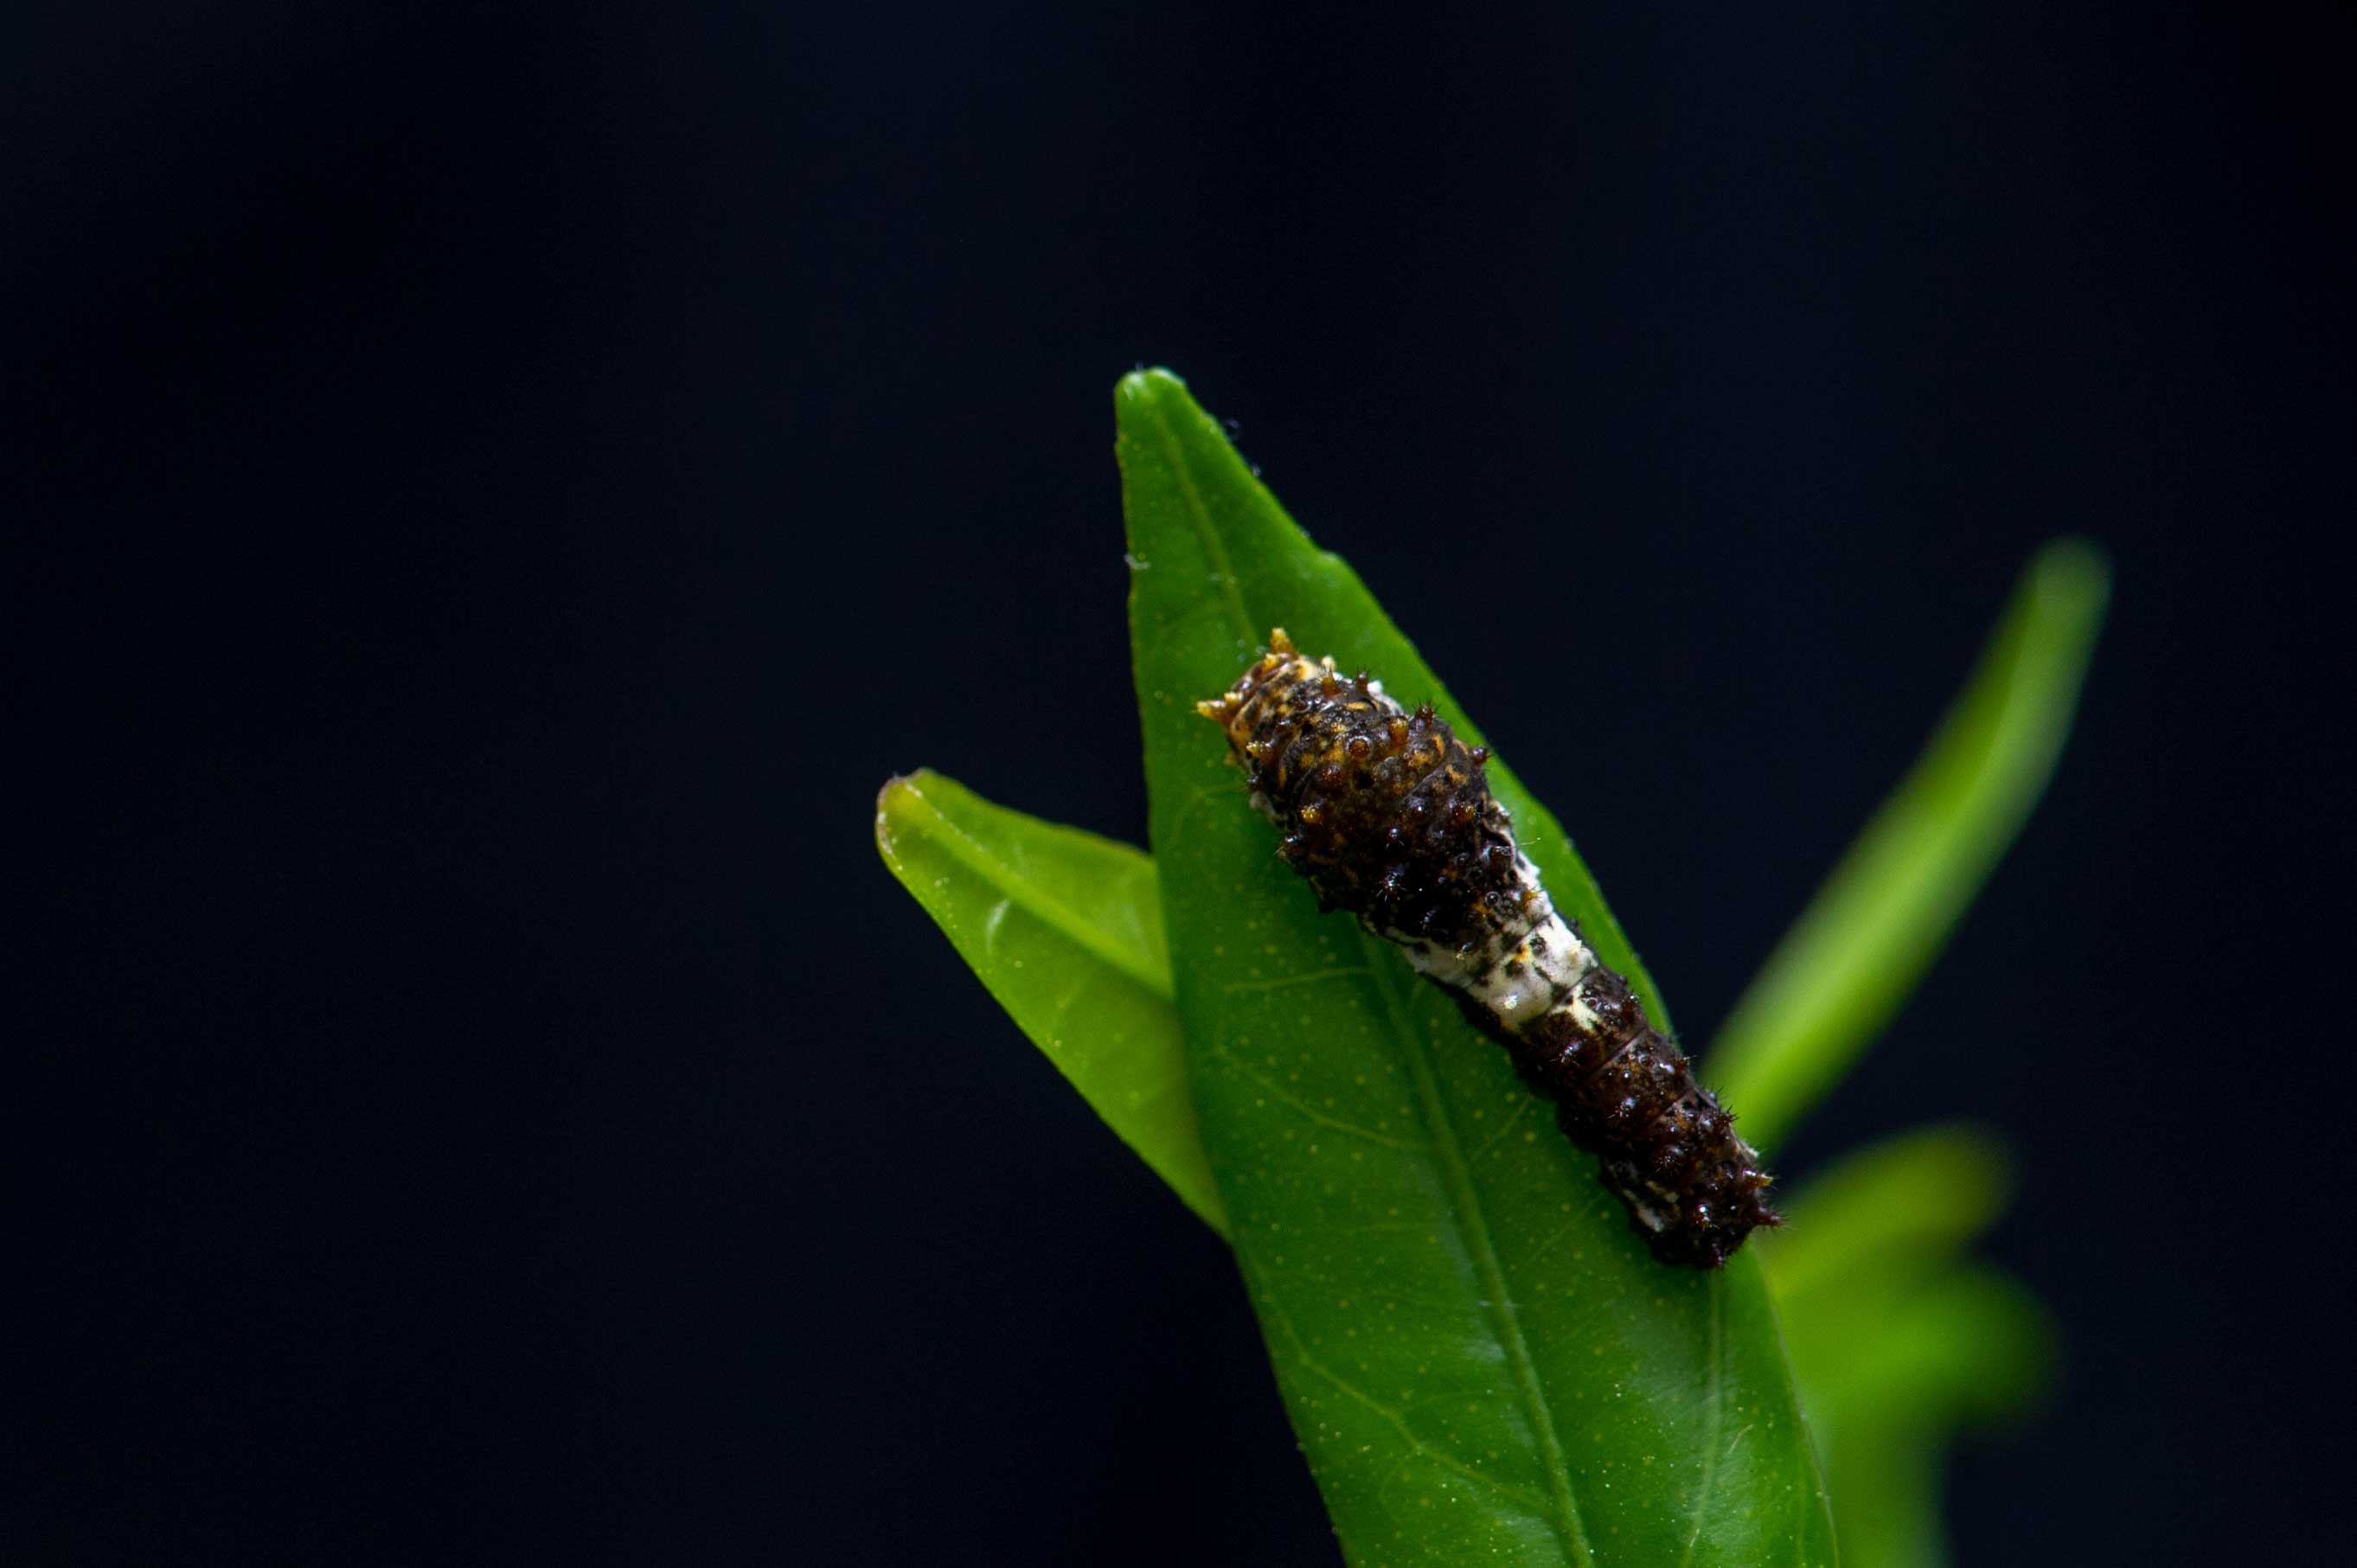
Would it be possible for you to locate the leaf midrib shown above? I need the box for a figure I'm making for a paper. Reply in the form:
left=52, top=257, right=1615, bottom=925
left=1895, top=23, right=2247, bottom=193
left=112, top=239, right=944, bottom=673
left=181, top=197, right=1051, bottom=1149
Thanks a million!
left=1363, top=938, right=1596, bottom=1566
left=1146, top=390, right=1595, bottom=1567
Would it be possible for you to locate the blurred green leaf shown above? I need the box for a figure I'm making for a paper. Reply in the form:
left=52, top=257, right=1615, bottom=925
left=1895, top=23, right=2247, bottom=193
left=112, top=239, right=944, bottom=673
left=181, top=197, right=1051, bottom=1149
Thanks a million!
left=1807, top=1425, right=1948, bottom=1568
left=1708, top=541, right=2110, bottom=1148
left=1121, top=368, right=1832, bottom=1567
left=874, top=768, right=1225, bottom=1232
left=1796, top=1269, right=2053, bottom=1568
left=1760, top=1127, right=2044, bottom=1424
left=1814, top=1268, right=2050, bottom=1429
left=1757, top=1123, right=2011, bottom=1308
left=1759, top=1129, right=2052, bottom=1568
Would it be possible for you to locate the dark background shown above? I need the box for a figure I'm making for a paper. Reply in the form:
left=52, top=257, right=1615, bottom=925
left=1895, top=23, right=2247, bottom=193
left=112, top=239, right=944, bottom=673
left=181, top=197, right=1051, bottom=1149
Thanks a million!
left=12, top=3, right=2352, bottom=1562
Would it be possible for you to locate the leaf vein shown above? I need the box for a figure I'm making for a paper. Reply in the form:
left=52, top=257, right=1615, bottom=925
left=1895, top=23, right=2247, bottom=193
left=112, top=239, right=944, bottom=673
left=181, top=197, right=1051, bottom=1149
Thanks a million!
left=1220, top=965, right=1375, bottom=995
left=1361, top=937, right=1597, bottom=1567
left=1677, top=1276, right=1727, bottom=1568
left=1265, top=1297, right=1552, bottom=1514
left=1206, top=1040, right=1431, bottom=1152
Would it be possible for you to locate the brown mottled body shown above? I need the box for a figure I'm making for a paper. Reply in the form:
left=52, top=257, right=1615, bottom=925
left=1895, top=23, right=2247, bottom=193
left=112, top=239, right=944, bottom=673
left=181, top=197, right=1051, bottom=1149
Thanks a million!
left=1198, top=630, right=1778, bottom=1269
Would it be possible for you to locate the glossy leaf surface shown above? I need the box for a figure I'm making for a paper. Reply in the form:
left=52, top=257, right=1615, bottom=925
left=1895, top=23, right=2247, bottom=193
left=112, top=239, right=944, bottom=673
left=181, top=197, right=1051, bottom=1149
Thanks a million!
left=875, top=769, right=1224, bottom=1232
left=1119, top=368, right=1832, bottom=1567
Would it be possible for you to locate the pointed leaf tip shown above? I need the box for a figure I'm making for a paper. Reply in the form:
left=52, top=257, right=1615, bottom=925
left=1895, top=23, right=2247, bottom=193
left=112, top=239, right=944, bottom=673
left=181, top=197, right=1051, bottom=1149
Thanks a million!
left=874, top=768, right=1223, bottom=1232
left=1115, top=367, right=1190, bottom=408
left=1124, top=370, right=1832, bottom=1565
left=2027, top=536, right=2112, bottom=622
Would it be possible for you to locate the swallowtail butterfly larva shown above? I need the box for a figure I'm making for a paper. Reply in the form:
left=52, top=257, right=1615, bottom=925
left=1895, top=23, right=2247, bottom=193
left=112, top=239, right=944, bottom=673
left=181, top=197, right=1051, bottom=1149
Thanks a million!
left=1198, top=630, right=1778, bottom=1268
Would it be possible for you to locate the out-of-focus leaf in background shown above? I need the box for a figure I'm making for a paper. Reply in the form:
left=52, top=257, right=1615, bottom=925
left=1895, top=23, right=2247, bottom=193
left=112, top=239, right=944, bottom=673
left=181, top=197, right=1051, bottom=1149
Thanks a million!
left=1118, top=368, right=1831, bottom=1567
left=1758, top=1128, right=2053, bottom=1568
left=1707, top=541, right=2110, bottom=1148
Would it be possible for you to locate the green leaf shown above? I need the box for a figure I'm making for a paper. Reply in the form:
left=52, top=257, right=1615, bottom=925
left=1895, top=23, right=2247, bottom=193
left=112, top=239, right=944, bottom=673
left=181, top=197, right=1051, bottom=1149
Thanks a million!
left=1756, top=1123, right=2011, bottom=1309
left=1758, top=1129, right=2047, bottom=1435
left=1758, top=1129, right=2050, bottom=1568
left=1803, top=1425, right=1949, bottom=1568
left=1708, top=541, right=2110, bottom=1148
left=874, top=768, right=1225, bottom=1233
left=1120, top=368, right=1833, bottom=1567
left=1791, top=1269, right=2051, bottom=1568
left=1760, top=1127, right=2046, bottom=1436
left=1809, top=1268, right=2049, bottom=1432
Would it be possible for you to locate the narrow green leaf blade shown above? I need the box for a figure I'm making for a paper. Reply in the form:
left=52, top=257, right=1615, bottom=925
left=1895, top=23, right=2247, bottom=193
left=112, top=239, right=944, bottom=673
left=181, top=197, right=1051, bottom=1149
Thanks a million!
left=1709, top=541, right=2110, bottom=1148
left=875, top=768, right=1225, bottom=1232
left=1120, top=369, right=1832, bottom=1567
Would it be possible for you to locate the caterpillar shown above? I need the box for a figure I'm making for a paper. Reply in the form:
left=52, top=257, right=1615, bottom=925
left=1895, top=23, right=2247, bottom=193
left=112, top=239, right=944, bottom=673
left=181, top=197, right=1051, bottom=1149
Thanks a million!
left=1197, top=630, right=1778, bottom=1269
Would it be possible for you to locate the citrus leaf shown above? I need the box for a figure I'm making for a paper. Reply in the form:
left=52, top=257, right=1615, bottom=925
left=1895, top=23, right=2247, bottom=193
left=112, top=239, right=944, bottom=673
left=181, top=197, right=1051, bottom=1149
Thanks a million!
left=874, top=768, right=1224, bottom=1232
left=1758, top=1129, right=2050, bottom=1568
left=1755, top=1123, right=2011, bottom=1308
left=1708, top=541, right=2110, bottom=1147
left=1804, top=1426, right=1947, bottom=1568
left=1120, top=368, right=1832, bottom=1567
left=1807, top=1269, right=2049, bottom=1430
left=1790, top=1269, right=2051, bottom=1568
left=1761, top=1127, right=2047, bottom=1446
left=1759, top=1127, right=2050, bottom=1443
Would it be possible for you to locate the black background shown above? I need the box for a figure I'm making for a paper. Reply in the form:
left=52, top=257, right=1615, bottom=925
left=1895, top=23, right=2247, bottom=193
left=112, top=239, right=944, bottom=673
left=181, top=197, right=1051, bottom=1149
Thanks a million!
left=12, top=3, right=2353, bottom=1563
